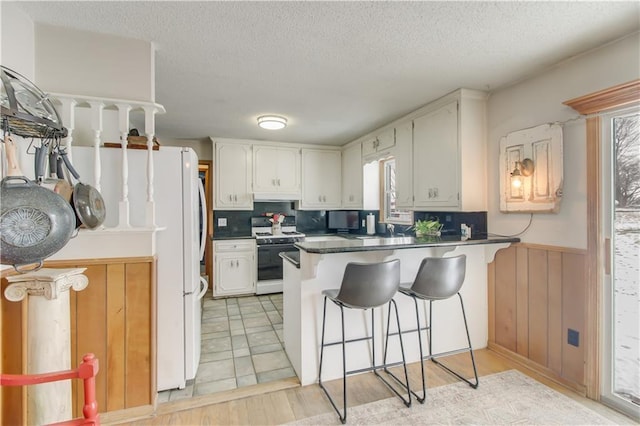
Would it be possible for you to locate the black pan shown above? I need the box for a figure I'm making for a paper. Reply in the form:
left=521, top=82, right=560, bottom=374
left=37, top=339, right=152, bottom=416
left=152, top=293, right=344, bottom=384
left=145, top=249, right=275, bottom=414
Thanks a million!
left=60, top=151, right=106, bottom=229
left=0, top=135, right=76, bottom=272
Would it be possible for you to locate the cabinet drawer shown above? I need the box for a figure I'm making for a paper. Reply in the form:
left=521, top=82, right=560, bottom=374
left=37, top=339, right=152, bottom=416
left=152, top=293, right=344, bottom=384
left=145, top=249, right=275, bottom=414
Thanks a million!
left=214, top=240, right=255, bottom=252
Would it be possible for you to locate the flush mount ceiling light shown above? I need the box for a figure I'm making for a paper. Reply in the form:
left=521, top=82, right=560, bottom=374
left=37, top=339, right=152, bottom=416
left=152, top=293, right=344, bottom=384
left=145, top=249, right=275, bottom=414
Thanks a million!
left=257, top=115, right=287, bottom=130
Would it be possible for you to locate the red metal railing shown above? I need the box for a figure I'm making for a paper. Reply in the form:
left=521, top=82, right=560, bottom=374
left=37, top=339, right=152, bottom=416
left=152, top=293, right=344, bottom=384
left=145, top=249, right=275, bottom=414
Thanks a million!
left=1, top=353, right=100, bottom=426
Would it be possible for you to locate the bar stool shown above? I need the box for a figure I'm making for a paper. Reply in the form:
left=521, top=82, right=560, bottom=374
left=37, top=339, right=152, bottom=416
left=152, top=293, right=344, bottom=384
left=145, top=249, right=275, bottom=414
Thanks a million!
left=385, top=254, right=478, bottom=404
left=318, top=259, right=411, bottom=424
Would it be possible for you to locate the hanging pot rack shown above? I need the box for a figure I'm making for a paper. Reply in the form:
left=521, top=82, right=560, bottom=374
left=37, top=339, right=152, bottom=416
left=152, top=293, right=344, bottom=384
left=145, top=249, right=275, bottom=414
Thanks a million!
left=1, top=66, right=68, bottom=139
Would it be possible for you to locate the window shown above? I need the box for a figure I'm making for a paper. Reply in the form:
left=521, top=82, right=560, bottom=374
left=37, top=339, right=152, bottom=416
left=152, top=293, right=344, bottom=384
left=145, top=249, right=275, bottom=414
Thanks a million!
left=380, top=157, right=413, bottom=224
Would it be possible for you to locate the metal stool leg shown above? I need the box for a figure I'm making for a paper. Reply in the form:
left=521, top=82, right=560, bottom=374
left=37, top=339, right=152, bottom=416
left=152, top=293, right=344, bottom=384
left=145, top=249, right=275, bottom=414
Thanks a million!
left=318, top=297, right=348, bottom=423
left=380, top=300, right=412, bottom=407
left=430, top=293, right=479, bottom=389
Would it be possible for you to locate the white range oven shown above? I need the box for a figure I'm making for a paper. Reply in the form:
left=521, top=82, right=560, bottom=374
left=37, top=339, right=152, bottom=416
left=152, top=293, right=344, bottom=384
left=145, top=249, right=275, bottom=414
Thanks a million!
left=251, top=216, right=305, bottom=294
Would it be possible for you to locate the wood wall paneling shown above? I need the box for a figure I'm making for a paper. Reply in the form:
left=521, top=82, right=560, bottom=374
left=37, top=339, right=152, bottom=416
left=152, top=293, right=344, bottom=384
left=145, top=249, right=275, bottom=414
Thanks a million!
left=528, top=248, right=548, bottom=366
left=516, top=246, right=529, bottom=357
left=1, top=276, right=26, bottom=425
left=547, top=251, right=563, bottom=376
left=494, top=246, right=517, bottom=352
left=74, top=264, right=108, bottom=417
left=561, top=252, right=586, bottom=385
left=488, top=243, right=587, bottom=392
left=0, top=257, right=155, bottom=422
left=124, top=262, right=152, bottom=408
left=106, top=263, right=126, bottom=411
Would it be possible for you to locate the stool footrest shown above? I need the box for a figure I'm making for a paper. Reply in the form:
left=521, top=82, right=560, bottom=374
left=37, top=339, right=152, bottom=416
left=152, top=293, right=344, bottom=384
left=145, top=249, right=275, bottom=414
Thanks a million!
left=322, top=335, right=373, bottom=347
left=345, top=360, right=406, bottom=376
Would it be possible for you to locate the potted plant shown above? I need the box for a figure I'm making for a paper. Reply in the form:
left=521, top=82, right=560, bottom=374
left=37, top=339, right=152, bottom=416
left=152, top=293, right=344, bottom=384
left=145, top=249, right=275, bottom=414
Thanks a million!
left=413, top=218, right=443, bottom=237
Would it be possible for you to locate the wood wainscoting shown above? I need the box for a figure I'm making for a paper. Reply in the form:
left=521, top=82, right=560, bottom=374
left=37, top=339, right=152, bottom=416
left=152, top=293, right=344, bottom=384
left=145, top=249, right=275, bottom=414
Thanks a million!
left=488, top=243, right=588, bottom=395
left=0, top=257, right=156, bottom=424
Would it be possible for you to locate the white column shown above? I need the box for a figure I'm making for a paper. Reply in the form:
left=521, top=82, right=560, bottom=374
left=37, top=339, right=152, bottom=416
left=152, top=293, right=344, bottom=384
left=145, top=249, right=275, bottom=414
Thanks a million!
left=88, top=101, right=104, bottom=193
left=143, top=106, right=156, bottom=227
left=58, top=98, right=77, bottom=161
left=4, top=268, right=89, bottom=425
left=116, top=103, right=132, bottom=228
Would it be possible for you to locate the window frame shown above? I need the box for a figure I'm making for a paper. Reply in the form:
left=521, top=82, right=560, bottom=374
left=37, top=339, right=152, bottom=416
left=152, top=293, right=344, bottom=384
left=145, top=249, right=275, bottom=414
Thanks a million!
left=379, top=157, right=413, bottom=225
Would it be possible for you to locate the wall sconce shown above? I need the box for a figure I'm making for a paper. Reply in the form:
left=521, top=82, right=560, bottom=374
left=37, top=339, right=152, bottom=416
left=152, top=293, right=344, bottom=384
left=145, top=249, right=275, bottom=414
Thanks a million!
left=510, top=158, right=534, bottom=188
left=257, top=115, right=287, bottom=130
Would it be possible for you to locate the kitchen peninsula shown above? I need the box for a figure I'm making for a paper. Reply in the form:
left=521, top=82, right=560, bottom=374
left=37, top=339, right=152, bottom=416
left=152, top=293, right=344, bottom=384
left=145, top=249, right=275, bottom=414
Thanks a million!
left=281, top=235, right=518, bottom=385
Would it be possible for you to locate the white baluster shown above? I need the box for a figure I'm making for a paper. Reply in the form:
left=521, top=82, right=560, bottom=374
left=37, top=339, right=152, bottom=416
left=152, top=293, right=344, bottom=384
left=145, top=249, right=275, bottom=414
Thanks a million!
left=116, top=103, right=132, bottom=228
left=58, top=98, right=77, bottom=161
left=88, top=101, right=104, bottom=192
left=143, top=106, right=156, bottom=227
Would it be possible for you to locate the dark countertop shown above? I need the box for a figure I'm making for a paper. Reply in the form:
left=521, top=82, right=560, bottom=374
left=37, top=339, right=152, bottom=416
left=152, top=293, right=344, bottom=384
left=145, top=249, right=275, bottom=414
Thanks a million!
left=212, top=235, right=255, bottom=241
left=279, top=251, right=300, bottom=268
left=295, top=235, right=519, bottom=254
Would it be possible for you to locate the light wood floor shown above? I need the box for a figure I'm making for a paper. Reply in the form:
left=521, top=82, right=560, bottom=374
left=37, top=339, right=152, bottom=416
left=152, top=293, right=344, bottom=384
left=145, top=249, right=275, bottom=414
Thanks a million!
left=112, top=349, right=635, bottom=425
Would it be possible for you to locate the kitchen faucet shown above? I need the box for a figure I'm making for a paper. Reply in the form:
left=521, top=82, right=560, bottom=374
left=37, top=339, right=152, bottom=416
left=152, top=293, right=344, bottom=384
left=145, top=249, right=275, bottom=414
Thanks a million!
left=387, top=223, right=395, bottom=236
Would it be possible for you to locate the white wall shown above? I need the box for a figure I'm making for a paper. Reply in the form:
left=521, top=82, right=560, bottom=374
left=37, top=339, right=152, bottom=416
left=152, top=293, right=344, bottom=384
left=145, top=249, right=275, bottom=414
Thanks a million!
left=0, top=3, right=35, bottom=80
left=487, top=32, right=640, bottom=249
left=34, top=24, right=154, bottom=101
left=161, top=138, right=213, bottom=161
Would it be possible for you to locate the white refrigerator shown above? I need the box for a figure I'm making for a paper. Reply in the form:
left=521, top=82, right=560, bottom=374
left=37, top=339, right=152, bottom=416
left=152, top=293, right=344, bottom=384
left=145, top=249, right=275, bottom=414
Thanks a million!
left=72, top=146, right=208, bottom=391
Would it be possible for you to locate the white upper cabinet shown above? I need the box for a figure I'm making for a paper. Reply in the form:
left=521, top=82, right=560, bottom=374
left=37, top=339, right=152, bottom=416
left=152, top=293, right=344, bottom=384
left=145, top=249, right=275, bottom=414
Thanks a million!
left=412, top=90, right=487, bottom=211
left=252, top=145, right=301, bottom=199
left=300, top=149, right=342, bottom=210
left=362, top=127, right=395, bottom=159
left=341, top=143, right=363, bottom=208
left=394, top=121, right=414, bottom=209
left=215, top=142, right=253, bottom=210
left=413, top=101, right=460, bottom=208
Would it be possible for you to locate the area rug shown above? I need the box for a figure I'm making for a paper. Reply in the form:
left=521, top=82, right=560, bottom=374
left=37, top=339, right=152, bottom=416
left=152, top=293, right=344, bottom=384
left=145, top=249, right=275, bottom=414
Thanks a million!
left=290, top=370, right=616, bottom=425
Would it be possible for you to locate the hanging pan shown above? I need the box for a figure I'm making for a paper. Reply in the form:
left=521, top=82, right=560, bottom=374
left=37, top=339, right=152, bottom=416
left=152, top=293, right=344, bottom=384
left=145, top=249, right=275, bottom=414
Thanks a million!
left=0, top=135, right=76, bottom=272
left=60, top=151, right=106, bottom=229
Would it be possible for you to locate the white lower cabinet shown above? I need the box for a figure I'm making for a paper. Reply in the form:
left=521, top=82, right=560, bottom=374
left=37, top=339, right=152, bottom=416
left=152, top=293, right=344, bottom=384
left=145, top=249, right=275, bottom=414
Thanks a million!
left=213, top=240, right=256, bottom=297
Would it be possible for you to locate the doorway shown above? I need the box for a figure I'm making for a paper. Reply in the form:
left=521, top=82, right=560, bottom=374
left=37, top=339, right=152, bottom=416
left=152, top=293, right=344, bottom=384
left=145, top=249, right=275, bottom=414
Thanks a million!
left=601, top=110, right=640, bottom=417
left=199, top=161, right=213, bottom=285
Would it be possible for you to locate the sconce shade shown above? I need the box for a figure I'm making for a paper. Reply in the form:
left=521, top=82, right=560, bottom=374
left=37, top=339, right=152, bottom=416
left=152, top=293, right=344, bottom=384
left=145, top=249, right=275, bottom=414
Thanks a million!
left=511, top=158, right=534, bottom=188
left=257, top=115, right=287, bottom=130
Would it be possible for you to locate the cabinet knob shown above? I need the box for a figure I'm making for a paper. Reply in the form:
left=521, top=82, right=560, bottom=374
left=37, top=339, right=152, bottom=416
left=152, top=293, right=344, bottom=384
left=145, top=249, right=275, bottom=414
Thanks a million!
left=277, top=179, right=281, bottom=186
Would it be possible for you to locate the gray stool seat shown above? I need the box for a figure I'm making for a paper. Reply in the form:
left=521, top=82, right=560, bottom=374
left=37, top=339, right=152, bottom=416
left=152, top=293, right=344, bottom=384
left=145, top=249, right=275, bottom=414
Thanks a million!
left=386, top=255, right=479, bottom=404
left=318, top=259, right=411, bottom=423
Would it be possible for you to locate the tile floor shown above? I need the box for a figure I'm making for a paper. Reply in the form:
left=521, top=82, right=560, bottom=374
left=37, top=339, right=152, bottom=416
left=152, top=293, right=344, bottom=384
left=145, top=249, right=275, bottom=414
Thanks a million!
left=157, top=292, right=296, bottom=403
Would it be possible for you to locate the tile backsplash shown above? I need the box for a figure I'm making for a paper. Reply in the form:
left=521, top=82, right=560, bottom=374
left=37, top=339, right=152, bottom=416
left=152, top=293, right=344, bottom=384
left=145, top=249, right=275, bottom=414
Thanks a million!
left=414, top=211, right=487, bottom=237
left=213, top=202, right=487, bottom=239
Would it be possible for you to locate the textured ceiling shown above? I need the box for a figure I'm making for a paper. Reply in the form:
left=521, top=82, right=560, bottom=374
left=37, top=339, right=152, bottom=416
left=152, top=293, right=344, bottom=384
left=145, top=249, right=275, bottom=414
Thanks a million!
left=10, top=1, right=640, bottom=146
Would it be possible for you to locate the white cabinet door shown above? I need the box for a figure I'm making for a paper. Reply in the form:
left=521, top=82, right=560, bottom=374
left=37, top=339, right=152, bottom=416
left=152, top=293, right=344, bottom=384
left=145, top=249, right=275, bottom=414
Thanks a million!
left=252, top=146, right=301, bottom=197
left=413, top=101, right=459, bottom=208
left=215, top=143, right=253, bottom=210
left=394, top=121, right=414, bottom=208
left=300, top=149, right=342, bottom=209
left=274, top=147, right=301, bottom=195
left=253, top=146, right=280, bottom=192
left=362, top=128, right=395, bottom=159
left=341, top=143, right=363, bottom=208
left=214, top=240, right=256, bottom=297
left=376, top=128, right=395, bottom=152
